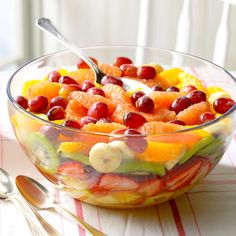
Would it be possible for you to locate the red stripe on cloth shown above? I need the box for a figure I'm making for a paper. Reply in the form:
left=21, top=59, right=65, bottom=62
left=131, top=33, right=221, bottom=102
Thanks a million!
left=169, top=199, right=186, bottom=236
left=186, top=194, right=201, bottom=236
left=155, top=205, right=165, bottom=236
left=74, top=199, right=86, bottom=236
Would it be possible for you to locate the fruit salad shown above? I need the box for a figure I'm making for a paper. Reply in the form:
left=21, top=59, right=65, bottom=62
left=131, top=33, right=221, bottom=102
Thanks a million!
left=9, top=55, right=236, bottom=208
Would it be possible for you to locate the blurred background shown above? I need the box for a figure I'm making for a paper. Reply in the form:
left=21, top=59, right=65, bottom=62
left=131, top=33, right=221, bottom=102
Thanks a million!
left=0, top=0, right=236, bottom=71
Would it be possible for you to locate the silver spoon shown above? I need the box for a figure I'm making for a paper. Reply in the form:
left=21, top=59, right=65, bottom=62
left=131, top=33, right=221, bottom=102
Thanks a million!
left=0, top=168, right=61, bottom=236
left=36, top=17, right=152, bottom=94
left=16, top=175, right=107, bottom=236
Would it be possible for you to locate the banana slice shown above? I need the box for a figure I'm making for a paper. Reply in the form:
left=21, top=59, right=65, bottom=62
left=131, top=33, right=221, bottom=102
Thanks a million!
left=108, top=141, right=135, bottom=159
left=89, top=143, right=122, bottom=173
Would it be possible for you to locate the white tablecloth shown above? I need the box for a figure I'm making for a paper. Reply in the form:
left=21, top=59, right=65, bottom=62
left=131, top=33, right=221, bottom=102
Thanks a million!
left=0, top=71, right=236, bottom=236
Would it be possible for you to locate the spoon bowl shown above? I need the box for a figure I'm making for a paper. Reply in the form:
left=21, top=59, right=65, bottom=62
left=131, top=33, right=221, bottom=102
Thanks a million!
left=0, top=168, right=16, bottom=198
left=36, top=17, right=152, bottom=94
left=16, top=175, right=107, bottom=236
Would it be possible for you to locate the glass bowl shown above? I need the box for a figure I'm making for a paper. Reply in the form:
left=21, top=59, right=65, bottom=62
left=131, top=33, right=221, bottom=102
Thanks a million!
left=7, top=46, right=236, bottom=208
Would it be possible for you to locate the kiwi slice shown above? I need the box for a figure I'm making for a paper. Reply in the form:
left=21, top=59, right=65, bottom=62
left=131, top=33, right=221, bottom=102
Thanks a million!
left=196, top=138, right=222, bottom=156
left=24, top=132, right=58, bottom=172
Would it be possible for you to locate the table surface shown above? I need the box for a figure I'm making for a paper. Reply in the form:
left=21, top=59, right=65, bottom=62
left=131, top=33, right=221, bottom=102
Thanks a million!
left=0, top=71, right=236, bottom=236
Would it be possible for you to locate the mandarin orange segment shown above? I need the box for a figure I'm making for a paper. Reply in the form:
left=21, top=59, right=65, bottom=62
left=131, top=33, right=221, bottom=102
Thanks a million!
left=26, top=81, right=63, bottom=100
left=137, top=141, right=186, bottom=162
left=139, top=121, right=184, bottom=135
left=99, top=64, right=122, bottom=77
left=142, top=109, right=176, bottom=122
left=149, top=91, right=187, bottom=110
left=81, top=122, right=127, bottom=133
left=57, top=142, right=86, bottom=154
left=103, top=84, right=131, bottom=104
left=65, top=99, right=87, bottom=122
left=156, top=68, right=183, bottom=88
left=176, top=101, right=210, bottom=125
left=70, top=91, right=116, bottom=114
left=67, top=69, right=95, bottom=85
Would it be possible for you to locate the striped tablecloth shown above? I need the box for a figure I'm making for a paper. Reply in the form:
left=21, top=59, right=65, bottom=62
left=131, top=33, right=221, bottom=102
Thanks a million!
left=0, top=71, right=236, bottom=236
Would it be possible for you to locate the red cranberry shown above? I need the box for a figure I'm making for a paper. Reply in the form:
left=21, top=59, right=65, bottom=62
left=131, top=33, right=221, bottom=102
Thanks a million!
left=28, top=96, right=48, bottom=112
left=77, top=57, right=98, bottom=69
left=186, top=90, right=207, bottom=104
left=50, top=96, right=68, bottom=109
left=16, top=96, right=28, bottom=110
left=80, top=116, right=97, bottom=127
left=123, top=112, right=147, bottom=128
left=124, top=129, right=147, bottom=153
left=152, top=85, right=164, bottom=91
left=87, top=102, right=109, bottom=120
left=47, top=106, right=65, bottom=121
left=81, top=80, right=95, bottom=92
left=182, top=85, right=197, bottom=93
left=213, top=97, right=235, bottom=114
left=166, top=86, right=180, bottom=92
left=62, top=119, right=80, bottom=129
left=137, top=66, right=156, bottom=80
left=200, top=112, right=216, bottom=124
left=48, top=70, right=61, bottom=82
left=101, top=75, right=123, bottom=87
left=113, top=57, right=133, bottom=67
left=136, top=96, right=154, bottom=113
left=170, top=120, right=186, bottom=126
left=120, top=64, right=137, bottom=77
left=170, top=96, right=192, bottom=114
left=87, top=87, right=105, bottom=97
left=130, top=91, right=145, bottom=105
left=59, top=76, right=78, bottom=85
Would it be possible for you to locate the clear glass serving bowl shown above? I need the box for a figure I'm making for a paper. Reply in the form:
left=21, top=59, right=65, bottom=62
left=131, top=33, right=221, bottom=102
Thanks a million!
left=7, top=46, right=236, bottom=208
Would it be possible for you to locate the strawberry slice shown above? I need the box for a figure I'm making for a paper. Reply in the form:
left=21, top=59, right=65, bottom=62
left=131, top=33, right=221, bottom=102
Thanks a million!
left=190, top=158, right=212, bottom=184
left=164, top=158, right=203, bottom=191
left=96, top=174, right=139, bottom=191
left=138, top=178, right=165, bottom=197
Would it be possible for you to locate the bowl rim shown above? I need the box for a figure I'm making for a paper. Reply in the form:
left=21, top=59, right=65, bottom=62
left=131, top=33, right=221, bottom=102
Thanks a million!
left=6, top=45, right=236, bottom=137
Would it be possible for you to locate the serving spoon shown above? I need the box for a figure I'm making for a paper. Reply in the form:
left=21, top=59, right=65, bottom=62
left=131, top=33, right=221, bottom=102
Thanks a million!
left=36, top=17, right=152, bottom=94
left=0, top=168, right=61, bottom=236
left=16, top=175, right=107, bottom=236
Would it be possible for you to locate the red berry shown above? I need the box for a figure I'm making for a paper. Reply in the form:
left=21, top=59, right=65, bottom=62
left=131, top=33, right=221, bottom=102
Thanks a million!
left=123, top=112, right=147, bottom=128
left=213, top=97, right=235, bottom=114
left=152, top=85, right=164, bottom=91
left=181, top=85, right=197, bottom=93
left=50, top=96, right=68, bottom=109
left=81, top=80, right=95, bottom=92
left=87, top=87, right=105, bottom=97
left=170, top=120, right=186, bottom=126
left=59, top=85, right=82, bottom=99
left=166, top=86, right=180, bottom=92
left=28, top=96, right=48, bottom=112
left=113, top=57, right=133, bottom=67
left=87, top=102, right=109, bottom=120
left=130, top=91, right=145, bottom=105
left=124, top=129, right=147, bottom=153
left=80, top=116, right=97, bottom=127
left=137, top=66, right=156, bottom=80
left=59, top=76, right=78, bottom=85
left=186, top=90, right=206, bottom=104
left=47, top=106, right=65, bottom=121
left=77, top=57, right=98, bottom=69
left=16, top=95, right=28, bottom=109
left=200, top=112, right=215, bottom=124
left=120, top=64, right=137, bottom=77
left=101, top=75, right=123, bottom=87
left=98, top=118, right=112, bottom=123
left=136, top=96, right=154, bottom=113
left=62, top=119, right=80, bottom=129
left=170, top=96, right=192, bottom=114
left=48, top=70, right=61, bottom=82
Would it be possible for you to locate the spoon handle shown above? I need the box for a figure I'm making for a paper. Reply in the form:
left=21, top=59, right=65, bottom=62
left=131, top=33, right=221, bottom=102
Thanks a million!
left=13, top=195, right=62, bottom=236
left=54, top=204, right=107, bottom=236
left=36, top=17, right=103, bottom=82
